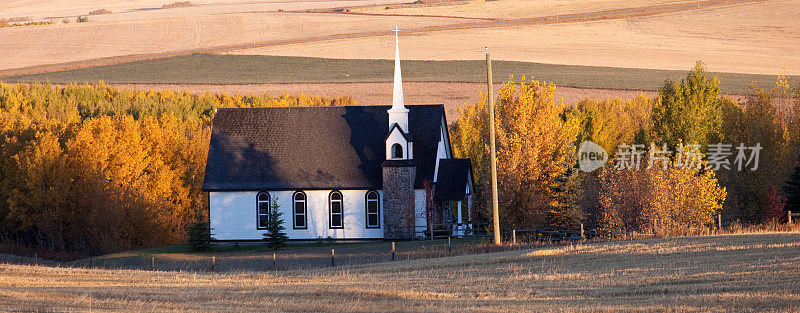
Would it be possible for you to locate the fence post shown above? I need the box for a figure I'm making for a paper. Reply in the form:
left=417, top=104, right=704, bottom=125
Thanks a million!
left=391, top=242, right=395, bottom=261
left=211, top=256, right=215, bottom=272
left=580, top=223, right=585, bottom=239
left=448, top=237, right=452, bottom=254
left=331, top=249, right=335, bottom=267
left=89, top=257, right=93, bottom=268
left=34, top=253, right=38, bottom=266
left=789, top=211, right=793, bottom=224
left=512, top=230, right=516, bottom=244
left=273, top=253, right=276, bottom=268
left=151, top=257, right=155, bottom=271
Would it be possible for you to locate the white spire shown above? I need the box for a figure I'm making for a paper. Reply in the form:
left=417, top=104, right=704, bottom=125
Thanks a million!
left=391, top=26, right=406, bottom=112
left=388, top=25, right=409, bottom=132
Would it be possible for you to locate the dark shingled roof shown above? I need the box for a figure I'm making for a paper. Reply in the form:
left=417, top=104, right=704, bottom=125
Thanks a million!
left=202, top=105, right=447, bottom=191
left=434, top=159, right=472, bottom=200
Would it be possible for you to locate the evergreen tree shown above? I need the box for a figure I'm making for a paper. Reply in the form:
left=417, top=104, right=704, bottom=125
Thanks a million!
left=263, top=198, right=288, bottom=250
left=784, top=157, right=800, bottom=214
left=544, top=159, right=582, bottom=230
left=186, top=211, right=213, bottom=252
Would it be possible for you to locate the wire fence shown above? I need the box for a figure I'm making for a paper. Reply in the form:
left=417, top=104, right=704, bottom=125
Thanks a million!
left=2, top=218, right=798, bottom=273
left=0, top=237, right=570, bottom=273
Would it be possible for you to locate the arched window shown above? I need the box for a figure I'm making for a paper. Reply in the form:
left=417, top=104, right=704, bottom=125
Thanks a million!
left=329, top=191, right=343, bottom=229
left=257, top=192, right=270, bottom=230
left=293, top=191, right=307, bottom=229
left=391, top=143, right=403, bottom=159
left=365, top=191, right=380, bottom=228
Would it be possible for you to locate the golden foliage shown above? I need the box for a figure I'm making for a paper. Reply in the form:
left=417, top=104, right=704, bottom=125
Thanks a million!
left=0, top=82, right=351, bottom=254
left=452, top=77, right=578, bottom=228
left=596, top=164, right=725, bottom=235
left=568, top=95, right=652, bottom=153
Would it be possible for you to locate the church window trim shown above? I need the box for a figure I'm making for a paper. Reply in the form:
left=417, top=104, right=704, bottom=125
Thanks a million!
left=365, top=191, right=380, bottom=229
left=329, top=190, right=344, bottom=229
left=256, top=191, right=270, bottom=230
left=293, top=191, right=308, bottom=229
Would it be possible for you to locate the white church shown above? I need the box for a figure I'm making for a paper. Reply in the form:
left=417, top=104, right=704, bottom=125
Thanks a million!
left=201, top=31, right=474, bottom=240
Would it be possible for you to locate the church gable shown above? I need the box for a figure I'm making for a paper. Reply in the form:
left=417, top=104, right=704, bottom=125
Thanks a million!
left=385, top=123, right=412, bottom=160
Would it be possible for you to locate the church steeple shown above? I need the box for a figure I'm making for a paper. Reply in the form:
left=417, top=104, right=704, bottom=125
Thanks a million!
left=388, top=26, right=409, bottom=133
left=381, top=26, right=417, bottom=240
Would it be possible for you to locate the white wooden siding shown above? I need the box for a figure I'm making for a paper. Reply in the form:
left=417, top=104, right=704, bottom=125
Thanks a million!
left=210, top=190, right=385, bottom=240
left=414, top=189, right=428, bottom=238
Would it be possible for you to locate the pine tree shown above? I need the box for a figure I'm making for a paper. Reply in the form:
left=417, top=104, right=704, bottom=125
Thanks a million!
left=784, top=157, right=800, bottom=214
left=263, top=198, right=288, bottom=250
left=187, top=211, right=213, bottom=252
left=544, top=159, right=582, bottom=230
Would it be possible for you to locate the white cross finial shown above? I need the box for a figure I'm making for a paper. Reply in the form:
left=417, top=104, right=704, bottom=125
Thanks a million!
left=393, top=25, right=401, bottom=41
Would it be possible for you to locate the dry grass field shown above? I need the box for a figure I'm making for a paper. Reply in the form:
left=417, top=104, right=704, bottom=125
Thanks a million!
left=65, top=237, right=525, bottom=272
left=1, top=233, right=798, bottom=311
left=1, top=0, right=409, bottom=21
left=0, top=11, right=460, bottom=74
left=2, top=0, right=798, bottom=78
left=232, top=0, right=800, bottom=75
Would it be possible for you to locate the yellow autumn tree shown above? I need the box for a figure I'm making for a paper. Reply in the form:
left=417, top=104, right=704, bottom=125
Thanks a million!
left=451, top=77, right=578, bottom=229
left=596, top=160, right=726, bottom=236
left=0, top=82, right=353, bottom=255
left=568, top=95, right=653, bottom=153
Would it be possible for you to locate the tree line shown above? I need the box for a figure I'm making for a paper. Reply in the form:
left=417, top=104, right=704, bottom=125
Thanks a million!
left=1, top=63, right=798, bottom=256
left=451, top=63, right=800, bottom=236
left=0, top=82, right=353, bottom=255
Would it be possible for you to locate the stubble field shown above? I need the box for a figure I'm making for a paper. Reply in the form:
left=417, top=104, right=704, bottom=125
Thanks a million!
left=3, top=0, right=798, bottom=76
left=1, top=233, right=798, bottom=311
left=232, top=0, right=800, bottom=75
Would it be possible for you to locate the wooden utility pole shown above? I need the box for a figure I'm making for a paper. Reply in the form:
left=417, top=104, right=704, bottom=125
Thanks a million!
left=487, top=49, right=501, bottom=245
